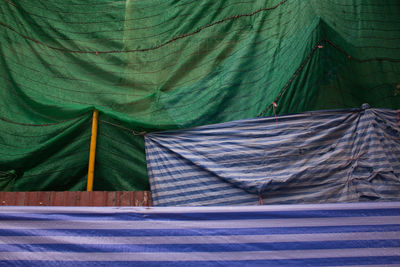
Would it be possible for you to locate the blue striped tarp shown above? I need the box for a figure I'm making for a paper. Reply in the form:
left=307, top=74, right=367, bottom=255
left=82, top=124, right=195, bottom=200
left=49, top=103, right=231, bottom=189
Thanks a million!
left=145, top=105, right=400, bottom=206
left=0, top=202, right=399, bottom=266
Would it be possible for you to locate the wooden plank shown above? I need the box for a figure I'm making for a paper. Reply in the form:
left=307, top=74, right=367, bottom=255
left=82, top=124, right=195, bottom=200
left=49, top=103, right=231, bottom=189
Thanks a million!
left=50, top=191, right=65, bottom=206
left=37, top=192, right=50, bottom=206
left=79, top=191, right=91, bottom=206
left=130, top=191, right=136, bottom=206
left=25, top=192, right=38, bottom=206
left=119, top=191, right=130, bottom=206
left=115, top=191, right=121, bottom=206
left=92, top=191, right=105, bottom=206
left=64, top=191, right=78, bottom=206
left=15, top=192, right=25, bottom=206
left=144, top=191, right=152, bottom=207
left=3, top=192, right=15, bottom=206
left=135, top=191, right=144, bottom=206
left=0, top=191, right=5, bottom=205
left=106, top=191, right=116, bottom=206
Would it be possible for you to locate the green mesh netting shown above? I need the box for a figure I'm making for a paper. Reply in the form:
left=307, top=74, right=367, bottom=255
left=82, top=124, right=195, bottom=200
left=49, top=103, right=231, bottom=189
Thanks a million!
left=1, top=0, right=399, bottom=191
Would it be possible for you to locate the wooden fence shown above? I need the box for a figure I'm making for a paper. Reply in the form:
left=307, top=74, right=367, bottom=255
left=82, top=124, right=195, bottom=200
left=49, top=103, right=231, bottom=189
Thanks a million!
left=0, top=191, right=152, bottom=206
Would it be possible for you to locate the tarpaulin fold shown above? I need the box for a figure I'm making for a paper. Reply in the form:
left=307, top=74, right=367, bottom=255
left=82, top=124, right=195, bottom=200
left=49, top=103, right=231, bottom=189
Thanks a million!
left=146, top=105, right=400, bottom=206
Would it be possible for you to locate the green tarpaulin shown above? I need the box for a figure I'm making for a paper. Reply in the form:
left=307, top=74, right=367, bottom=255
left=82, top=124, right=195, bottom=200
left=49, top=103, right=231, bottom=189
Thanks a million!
left=1, top=0, right=399, bottom=191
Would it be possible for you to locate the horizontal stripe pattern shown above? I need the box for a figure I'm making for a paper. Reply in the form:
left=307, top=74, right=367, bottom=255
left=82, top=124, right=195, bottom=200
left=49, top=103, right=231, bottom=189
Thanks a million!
left=0, top=249, right=398, bottom=262
left=145, top=106, right=400, bottom=206
left=1, top=232, right=398, bottom=245
left=0, top=203, right=399, bottom=265
left=1, top=216, right=399, bottom=229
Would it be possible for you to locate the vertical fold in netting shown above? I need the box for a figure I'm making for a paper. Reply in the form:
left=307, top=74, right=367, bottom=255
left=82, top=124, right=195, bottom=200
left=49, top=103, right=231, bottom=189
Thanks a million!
left=0, top=113, right=92, bottom=191
left=95, top=113, right=149, bottom=191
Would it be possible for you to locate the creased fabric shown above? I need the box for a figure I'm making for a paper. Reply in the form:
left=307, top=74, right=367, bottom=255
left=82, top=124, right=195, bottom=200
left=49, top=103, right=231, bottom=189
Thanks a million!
left=0, top=202, right=400, bottom=266
left=146, top=105, right=400, bottom=206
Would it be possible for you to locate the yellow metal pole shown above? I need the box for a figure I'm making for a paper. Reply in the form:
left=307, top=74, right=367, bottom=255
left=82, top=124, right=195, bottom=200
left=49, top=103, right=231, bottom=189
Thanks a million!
left=87, top=109, right=99, bottom=191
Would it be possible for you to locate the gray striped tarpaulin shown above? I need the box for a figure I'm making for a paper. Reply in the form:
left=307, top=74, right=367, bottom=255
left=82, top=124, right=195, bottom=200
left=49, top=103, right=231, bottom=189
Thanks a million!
left=145, top=105, right=400, bottom=206
left=0, top=202, right=399, bottom=266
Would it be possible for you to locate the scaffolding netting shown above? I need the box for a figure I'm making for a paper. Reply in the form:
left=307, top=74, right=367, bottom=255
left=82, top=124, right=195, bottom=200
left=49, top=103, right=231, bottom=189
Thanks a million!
left=0, top=0, right=399, bottom=190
